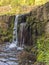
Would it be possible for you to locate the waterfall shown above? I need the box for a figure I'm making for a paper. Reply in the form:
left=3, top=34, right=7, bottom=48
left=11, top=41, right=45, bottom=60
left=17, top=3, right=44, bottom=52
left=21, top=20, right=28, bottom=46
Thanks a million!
left=19, top=23, right=26, bottom=47
left=13, top=15, right=18, bottom=43
left=9, top=15, right=19, bottom=48
left=9, top=15, right=23, bottom=51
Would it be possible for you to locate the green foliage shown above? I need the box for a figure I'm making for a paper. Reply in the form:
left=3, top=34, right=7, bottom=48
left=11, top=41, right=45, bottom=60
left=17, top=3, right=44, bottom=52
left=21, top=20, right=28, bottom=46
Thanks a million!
left=37, top=36, right=49, bottom=64
left=7, top=16, right=15, bottom=42
left=0, top=0, right=48, bottom=6
left=0, top=0, right=35, bottom=6
left=0, top=0, right=35, bottom=15
left=24, top=46, right=32, bottom=52
left=0, top=0, right=48, bottom=15
left=0, top=16, right=15, bottom=42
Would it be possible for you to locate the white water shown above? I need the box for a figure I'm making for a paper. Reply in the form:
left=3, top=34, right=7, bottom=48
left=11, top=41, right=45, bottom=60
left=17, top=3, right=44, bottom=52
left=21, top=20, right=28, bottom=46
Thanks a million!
left=9, top=15, right=23, bottom=51
left=9, top=15, right=18, bottom=48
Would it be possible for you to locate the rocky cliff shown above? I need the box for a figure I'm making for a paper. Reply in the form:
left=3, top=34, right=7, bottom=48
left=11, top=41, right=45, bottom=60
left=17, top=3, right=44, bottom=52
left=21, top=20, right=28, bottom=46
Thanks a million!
left=17, top=2, right=49, bottom=46
left=17, top=2, right=49, bottom=65
left=0, top=2, right=49, bottom=44
left=0, top=15, right=15, bottom=43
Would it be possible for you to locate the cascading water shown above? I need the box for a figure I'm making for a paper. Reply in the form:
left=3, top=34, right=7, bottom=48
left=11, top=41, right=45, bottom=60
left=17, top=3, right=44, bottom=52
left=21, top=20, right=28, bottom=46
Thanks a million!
left=0, top=15, right=23, bottom=65
left=9, top=15, right=18, bottom=48
left=19, top=23, right=26, bottom=47
left=13, top=15, right=18, bottom=44
left=9, top=15, right=23, bottom=51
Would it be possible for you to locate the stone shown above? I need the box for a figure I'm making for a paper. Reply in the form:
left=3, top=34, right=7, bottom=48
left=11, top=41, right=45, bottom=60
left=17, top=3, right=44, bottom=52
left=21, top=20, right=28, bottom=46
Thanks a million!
left=0, top=58, right=8, bottom=62
left=7, top=61, right=18, bottom=65
left=0, top=61, right=8, bottom=65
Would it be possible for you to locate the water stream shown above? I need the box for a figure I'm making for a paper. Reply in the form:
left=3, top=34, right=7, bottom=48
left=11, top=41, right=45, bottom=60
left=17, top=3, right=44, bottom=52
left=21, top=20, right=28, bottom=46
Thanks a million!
left=9, top=15, right=18, bottom=49
left=9, top=15, right=23, bottom=50
left=0, top=43, right=19, bottom=65
left=0, top=15, right=23, bottom=65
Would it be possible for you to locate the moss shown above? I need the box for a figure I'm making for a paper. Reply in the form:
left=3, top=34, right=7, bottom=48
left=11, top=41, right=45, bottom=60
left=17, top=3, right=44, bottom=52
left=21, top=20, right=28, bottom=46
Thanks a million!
left=24, top=46, right=32, bottom=52
left=6, top=16, right=15, bottom=42
left=37, top=36, right=49, bottom=64
left=0, top=16, right=15, bottom=43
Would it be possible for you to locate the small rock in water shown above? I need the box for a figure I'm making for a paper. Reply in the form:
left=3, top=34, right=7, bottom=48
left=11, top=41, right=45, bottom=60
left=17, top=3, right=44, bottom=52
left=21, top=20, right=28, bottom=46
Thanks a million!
left=8, top=58, right=18, bottom=61
left=17, top=47, right=23, bottom=51
left=0, top=61, right=8, bottom=65
left=9, top=43, right=17, bottom=49
left=7, top=61, right=18, bottom=65
left=0, top=58, right=8, bottom=62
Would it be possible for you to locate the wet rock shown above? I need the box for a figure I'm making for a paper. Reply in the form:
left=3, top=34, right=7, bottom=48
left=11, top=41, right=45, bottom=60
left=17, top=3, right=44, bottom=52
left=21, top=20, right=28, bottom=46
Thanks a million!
left=17, top=47, right=24, bottom=51
left=18, top=51, right=36, bottom=65
left=8, top=58, right=18, bottom=61
left=7, top=61, right=18, bottom=65
left=0, top=43, right=19, bottom=65
left=18, top=2, right=49, bottom=46
left=0, top=58, right=8, bottom=62
left=0, top=61, right=8, bottom=65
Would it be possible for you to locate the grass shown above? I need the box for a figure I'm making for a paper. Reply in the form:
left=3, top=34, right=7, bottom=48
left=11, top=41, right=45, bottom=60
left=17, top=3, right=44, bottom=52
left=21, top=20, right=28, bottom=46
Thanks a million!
left=37, top=36, right=49, bottom=65
left=0, top=0, right=48, bottom=15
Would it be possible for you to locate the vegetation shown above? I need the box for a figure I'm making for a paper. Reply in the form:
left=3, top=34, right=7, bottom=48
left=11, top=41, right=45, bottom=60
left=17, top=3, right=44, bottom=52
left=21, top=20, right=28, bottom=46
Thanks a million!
left=0, top=0, right=48, bottom=15
left=0, top=0, right=49, bottom=65
left=0, top=16, right=15, bottom=43
left=37, top=36, right=49, bottom=65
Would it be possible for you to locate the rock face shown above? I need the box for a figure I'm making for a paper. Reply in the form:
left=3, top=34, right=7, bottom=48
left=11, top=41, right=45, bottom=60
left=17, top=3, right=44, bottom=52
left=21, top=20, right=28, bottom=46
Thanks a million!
left=17, top=2, right=49, bottom=46
left=0, top=15, right=15, bottom=43
left=0, top=2, right=49, bottom=45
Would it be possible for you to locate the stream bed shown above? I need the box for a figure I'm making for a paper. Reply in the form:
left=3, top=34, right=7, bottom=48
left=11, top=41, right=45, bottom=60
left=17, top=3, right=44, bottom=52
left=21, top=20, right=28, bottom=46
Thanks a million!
left=0, top=42, right=20, bottom=65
